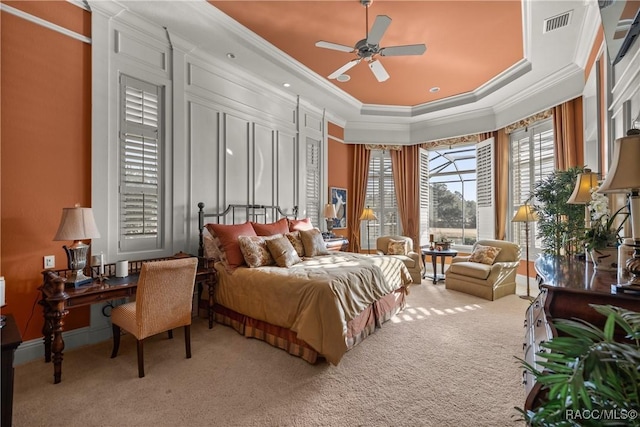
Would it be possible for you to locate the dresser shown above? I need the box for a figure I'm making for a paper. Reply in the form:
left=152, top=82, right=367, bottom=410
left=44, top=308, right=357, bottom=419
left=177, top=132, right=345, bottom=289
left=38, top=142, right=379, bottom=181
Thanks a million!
left=523, top=255, right=640, bottom=410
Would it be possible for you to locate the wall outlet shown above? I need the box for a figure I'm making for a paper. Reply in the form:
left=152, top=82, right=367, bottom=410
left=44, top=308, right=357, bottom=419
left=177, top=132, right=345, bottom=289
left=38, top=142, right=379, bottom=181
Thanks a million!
left=44, top=255, right=55, bottom=269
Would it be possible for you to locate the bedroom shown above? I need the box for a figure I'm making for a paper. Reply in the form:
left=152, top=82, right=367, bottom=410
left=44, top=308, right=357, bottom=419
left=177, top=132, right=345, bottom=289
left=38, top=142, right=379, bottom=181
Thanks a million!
left=1, top=0, right=640, bottom=425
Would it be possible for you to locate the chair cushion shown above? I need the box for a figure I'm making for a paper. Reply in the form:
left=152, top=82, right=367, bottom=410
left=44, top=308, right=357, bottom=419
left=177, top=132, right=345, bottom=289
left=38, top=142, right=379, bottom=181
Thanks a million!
left=448, top=261, right=492, bottom=280
left=468, top=244, right=502, bottom=265
left=388, top=254, right=416, bottom=268
left=387, top=239, right=408, bottom=255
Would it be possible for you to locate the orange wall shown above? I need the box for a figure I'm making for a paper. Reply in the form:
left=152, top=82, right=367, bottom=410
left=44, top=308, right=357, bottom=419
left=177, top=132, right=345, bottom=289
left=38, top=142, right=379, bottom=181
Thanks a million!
left=1, top=2, right=92, bottom=340
left=327, top=123, right=353, bottom=242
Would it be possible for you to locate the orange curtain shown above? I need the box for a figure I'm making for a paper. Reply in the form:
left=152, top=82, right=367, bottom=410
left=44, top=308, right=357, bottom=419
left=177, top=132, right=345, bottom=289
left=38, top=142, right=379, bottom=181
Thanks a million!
left=348, top=145, right=371, bottom=253
left=553, top=98, right=584, bottom=170
left=492, top=130, right=510, bottom=240
left=390, top=145, right=420, bottom=252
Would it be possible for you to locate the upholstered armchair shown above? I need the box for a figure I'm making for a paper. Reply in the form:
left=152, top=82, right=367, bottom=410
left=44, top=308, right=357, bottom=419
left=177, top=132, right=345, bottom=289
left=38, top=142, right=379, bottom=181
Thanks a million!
left=444, top=239, right=521, bottom=301
left=376, top=235, right=423, bottom=283
left=110, top=257, right=199, bottom=378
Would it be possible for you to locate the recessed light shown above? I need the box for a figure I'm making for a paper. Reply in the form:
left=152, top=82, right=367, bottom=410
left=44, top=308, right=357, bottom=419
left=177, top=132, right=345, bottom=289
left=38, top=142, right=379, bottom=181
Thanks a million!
left=226, top=53, right=236, bottom=59
left=429, top=87, right=440, bottom=93
left=336, top=74, right=351, bottom=82
left=283, top=83, right=291, bottom=88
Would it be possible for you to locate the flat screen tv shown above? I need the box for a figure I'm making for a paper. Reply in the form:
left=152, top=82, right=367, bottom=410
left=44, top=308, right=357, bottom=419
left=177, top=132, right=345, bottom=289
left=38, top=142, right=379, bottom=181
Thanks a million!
left=599, top=0, right=640, bottom=64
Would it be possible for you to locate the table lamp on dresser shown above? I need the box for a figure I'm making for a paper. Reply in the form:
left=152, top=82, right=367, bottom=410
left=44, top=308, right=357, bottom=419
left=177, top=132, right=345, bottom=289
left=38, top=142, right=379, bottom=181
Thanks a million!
left=53, top=205, right=101, bottom=287
left=598, top=129, right=640, bottom=287
left=324, top=203, right=337, bottom=237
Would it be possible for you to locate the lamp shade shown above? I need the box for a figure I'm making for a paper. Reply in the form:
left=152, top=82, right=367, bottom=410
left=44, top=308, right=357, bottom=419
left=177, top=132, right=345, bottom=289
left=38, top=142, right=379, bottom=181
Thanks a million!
left=323, top=203, right=337, bottom=219
left=567, top=168, right=599, bottom=204
left=598, top=134, right=640, bottom=193
left=54, top=206, right=101, bottom=241
left=359, top=207, right=378, bottom=221
left=511, top=204, right=538, bottom=223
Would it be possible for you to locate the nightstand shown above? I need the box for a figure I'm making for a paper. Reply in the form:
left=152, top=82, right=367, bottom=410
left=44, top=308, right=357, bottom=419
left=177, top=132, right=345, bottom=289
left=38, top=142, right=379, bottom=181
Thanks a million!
left=324, top=237, right=349, bottom=252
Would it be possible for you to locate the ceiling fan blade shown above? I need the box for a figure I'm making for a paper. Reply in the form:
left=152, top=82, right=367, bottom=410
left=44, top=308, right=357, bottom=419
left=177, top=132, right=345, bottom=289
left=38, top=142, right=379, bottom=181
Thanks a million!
left=315, top=41, right=355, bottom=53
left=367, top=15, right=391, bottom=46
left=369, top=60, right=389, bottom=82
left=328, top=59, right=361, bottom=79
left=379, top=44, right=427, bottom=57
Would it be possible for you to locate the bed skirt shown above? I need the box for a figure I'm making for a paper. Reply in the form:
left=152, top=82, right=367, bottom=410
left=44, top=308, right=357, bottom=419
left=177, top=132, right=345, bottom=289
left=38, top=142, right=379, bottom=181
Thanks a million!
left=208, top=287, right=407, bottom=364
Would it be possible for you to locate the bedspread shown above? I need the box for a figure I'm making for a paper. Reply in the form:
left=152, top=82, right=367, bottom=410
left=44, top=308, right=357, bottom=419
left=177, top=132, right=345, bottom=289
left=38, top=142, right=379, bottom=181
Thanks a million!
left=214, top=253, right=412, bottom=364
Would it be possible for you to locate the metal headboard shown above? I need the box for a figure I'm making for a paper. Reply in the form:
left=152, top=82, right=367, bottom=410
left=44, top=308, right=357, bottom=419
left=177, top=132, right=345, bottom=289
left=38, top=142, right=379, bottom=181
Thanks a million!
left=197, top=203, right=299, bottom=257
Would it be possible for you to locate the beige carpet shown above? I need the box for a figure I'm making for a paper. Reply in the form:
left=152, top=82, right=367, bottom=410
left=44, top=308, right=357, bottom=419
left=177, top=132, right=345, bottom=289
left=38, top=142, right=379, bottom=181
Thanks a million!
left=12, top=278, right=535, bottom=427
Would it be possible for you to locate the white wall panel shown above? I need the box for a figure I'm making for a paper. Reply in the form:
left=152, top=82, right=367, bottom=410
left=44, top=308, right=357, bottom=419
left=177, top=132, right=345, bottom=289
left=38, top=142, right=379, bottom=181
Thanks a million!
left=189, top=101, right=220, bottom=214
left=277, top=130, right=297, bottom=215
left=253, top=123, right=274, bottom=207
left=115, top=29, right=167, bottom=72
left=224, top=114, right=250, bottom=207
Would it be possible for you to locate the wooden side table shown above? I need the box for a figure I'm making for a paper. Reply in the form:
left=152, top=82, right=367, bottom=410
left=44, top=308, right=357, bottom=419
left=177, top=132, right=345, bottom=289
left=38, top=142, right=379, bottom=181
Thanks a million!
left=1, top=314, right=22, bottom=427
left=421, top=247, right=458, bottom=284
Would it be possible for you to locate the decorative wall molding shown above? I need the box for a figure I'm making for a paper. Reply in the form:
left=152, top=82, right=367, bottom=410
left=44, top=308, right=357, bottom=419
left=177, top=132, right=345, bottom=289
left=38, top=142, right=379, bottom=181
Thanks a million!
left=0, top=3, right=91, bottom=44
left=504, top=109, right=553, bottom=134
left=421, top=134, right=483, bottom=149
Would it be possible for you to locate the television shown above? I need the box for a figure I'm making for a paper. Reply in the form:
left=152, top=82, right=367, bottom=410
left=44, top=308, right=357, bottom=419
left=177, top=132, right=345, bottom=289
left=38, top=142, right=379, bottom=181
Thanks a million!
left=599, top=0, right=640, bottom=64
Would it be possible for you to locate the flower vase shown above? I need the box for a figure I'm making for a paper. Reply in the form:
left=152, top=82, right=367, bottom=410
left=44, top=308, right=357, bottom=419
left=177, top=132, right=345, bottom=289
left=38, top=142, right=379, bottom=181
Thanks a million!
left=589, top=247, right=618, bottom=272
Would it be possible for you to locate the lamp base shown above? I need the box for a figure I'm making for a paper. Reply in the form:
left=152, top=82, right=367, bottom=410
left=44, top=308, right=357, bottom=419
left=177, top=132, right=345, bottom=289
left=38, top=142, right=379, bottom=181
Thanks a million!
left=68, top=269, right=94, bottom=287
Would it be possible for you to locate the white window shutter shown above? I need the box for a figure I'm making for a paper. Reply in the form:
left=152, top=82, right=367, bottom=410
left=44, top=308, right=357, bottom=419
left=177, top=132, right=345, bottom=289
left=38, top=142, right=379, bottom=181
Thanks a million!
left=305, top=137, right=320, bottom=227
left=476, top=137, right=495, bottom=240
left=419, top=148, right=430, bottom=246
left=119, top=75, right=162, bottom=252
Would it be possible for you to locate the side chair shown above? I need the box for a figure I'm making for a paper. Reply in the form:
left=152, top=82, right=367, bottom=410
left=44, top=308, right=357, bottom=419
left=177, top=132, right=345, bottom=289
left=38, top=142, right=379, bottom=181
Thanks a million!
left=110, top=257, right=199, bottom=378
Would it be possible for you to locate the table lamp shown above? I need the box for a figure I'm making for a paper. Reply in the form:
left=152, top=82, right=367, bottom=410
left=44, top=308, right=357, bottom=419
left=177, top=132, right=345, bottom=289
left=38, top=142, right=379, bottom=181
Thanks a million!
left=53, top=205, right=101, bottom=287
left=359, top=206, right=378, bottom=253
left=598, top=130, right=640, bottom=287
left=323, top=203, right=337, bottom=236
left=567, top=168, right=599, bottom=260
left=512, top=202, right=538, bottom=299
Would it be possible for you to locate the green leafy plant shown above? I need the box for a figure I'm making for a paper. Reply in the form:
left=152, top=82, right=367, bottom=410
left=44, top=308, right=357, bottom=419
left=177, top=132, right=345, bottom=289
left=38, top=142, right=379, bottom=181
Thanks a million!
left=532, top=167, right=586, bottom=256
left=517, top=305, right=640, bottom=426
left=584, top=185, right=629, bottom=251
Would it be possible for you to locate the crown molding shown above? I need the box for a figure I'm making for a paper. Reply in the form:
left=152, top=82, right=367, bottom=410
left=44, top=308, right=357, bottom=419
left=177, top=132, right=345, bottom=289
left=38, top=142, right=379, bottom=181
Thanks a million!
left=1, top=3, right=91, bottom=44
left=574, top=1, right=602, bottom=70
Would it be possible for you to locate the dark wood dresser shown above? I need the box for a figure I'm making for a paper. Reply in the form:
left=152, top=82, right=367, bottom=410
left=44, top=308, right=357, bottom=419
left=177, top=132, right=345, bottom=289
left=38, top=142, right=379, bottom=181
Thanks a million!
left=523, top=255, right=640, bottom=411
left=2, top=314, right=22, bottom=427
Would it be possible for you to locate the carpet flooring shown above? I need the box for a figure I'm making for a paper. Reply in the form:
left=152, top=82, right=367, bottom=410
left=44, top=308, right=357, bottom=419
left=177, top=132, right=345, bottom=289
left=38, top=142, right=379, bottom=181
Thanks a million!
left=11, top=276, right=537, bottom=427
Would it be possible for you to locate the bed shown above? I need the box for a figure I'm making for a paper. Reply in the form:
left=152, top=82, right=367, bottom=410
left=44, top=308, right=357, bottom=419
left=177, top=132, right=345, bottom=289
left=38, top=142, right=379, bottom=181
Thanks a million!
left=198, top=203, right=413, bottom=365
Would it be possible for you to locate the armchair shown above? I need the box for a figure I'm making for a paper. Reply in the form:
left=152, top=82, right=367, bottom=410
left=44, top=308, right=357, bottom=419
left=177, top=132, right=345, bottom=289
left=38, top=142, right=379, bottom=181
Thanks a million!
left=376, top=235, right=423, bottom=283
left=444, top=239, right=521, bottom=301
left=110, top=257, right=199, bottom=378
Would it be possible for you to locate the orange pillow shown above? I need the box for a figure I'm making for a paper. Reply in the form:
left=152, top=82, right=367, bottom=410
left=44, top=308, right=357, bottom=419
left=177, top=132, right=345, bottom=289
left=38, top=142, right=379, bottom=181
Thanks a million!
left=288, top=217, right=314, bottom=231
left=205, top=222, right=257, bottom=270
left=251, top=218, right=289, bottom=236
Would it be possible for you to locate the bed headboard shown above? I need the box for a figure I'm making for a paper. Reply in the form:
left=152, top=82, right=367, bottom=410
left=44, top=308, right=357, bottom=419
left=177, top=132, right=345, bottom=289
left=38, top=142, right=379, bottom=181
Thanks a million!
left=197, top=203, right=298, bottom=257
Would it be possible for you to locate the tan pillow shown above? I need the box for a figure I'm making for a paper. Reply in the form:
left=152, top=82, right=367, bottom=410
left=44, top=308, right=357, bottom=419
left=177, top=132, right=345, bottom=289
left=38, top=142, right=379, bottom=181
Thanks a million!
left=387, top=239, right=408, bottom=255
left=238, top=235, right=280, bottom=268
left=266, top=235, right=302, bottom=268
left=202, top=228, right=222, bottom=260
left=469, top=244, right=502, bottom=265
left=299, top=228, right=330, bottom=257
left=285, top=231, right=305, bottom=257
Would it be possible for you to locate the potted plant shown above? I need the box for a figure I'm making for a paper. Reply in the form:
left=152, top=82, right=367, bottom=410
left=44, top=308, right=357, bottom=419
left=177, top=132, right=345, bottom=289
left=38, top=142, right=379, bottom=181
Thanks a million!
left=584, top=185, right=629, bottom=270
left=517, top=304, right=640, bottom=426
left=532, top=167, right=588, bottom=257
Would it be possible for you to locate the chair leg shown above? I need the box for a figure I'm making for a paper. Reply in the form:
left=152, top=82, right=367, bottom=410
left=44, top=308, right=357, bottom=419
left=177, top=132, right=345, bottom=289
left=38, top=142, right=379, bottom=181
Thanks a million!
left=111, top=323, right=121, bottom=358
left=137, top=339, right=145, bottom=378
left=167, top=329, right=173, bottom=339
left=184, top=325, right=191, bottom=359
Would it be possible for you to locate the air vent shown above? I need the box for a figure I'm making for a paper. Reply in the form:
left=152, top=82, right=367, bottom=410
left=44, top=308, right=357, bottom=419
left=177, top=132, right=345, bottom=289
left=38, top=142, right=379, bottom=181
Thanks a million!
left=543, top=10, right=573, bottom=33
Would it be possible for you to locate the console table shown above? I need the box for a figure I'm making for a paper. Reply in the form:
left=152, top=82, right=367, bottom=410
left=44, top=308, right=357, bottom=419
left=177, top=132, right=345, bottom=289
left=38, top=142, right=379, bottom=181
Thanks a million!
left=39, top=253, right=215, bottom=384
left=523, top=255, right=640, bottom=410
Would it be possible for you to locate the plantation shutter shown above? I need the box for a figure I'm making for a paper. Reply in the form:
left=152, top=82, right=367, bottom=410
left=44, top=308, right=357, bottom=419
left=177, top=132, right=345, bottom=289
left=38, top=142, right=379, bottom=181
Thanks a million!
left=305, top=137, right=321, bottom=227
left=119, top=75, right=162, bottom=252
left=419, top=148, right=430, bottom=245
left=476, top=138, right=495, bottom=240
left=363, top=150, right=399, bottom=248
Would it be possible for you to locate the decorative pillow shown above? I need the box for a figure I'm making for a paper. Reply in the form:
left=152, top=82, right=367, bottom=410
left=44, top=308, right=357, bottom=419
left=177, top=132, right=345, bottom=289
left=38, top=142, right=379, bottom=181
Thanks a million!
left=288, top=217, right=314, bottom=232
left=387, top=239, right=408, bottom=255
left=299, top=228, right=330, bottom=257
left=202, top=228, right=222, bottom=260
left=285, top=231, right=305, bottom=257
left=251, top=218, right=289, bottom=236
left=469, top=244, right=502, bottom=265
left=205, top=222, right=257, bottom=270
left=266, top=235, right=302, bottom=268
left=238, top=235, right=280, bottom=268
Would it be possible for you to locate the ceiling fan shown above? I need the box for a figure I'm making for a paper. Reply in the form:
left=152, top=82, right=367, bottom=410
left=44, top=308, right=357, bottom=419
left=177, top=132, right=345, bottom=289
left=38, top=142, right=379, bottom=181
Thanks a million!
left=315, top=0, right=427, bottom=82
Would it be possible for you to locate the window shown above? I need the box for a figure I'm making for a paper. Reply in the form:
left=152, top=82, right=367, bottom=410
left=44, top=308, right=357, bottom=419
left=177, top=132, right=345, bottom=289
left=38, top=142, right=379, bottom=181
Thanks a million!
left=363, top=150, right=399, bottom=249
left=119, top=75, right=163, bottom=252
left=427, top=145, right=478, bottom=246
left=510, top=119, right=554, bottom=252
